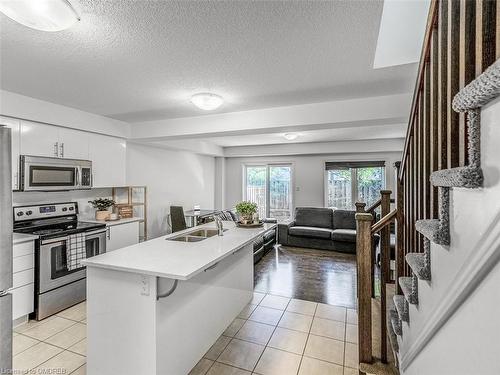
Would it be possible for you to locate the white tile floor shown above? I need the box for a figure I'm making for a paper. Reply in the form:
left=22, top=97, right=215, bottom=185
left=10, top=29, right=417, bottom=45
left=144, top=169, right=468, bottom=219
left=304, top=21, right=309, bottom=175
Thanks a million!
left=13, top=302, right=87, bottom=374
left=12, top=293, right=358, bottom=375
left=191, top=292, right=358, bottom=375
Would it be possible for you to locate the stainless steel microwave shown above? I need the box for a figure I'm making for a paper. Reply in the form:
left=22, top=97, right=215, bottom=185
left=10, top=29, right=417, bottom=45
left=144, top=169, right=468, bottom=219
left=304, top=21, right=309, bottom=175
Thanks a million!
left=20, top=155, right=92, bottom=191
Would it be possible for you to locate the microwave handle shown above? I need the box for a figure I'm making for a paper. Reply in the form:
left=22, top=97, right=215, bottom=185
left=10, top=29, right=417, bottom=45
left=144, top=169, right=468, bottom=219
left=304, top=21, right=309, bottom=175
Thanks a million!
left=76, top=167, right=80, bottom=187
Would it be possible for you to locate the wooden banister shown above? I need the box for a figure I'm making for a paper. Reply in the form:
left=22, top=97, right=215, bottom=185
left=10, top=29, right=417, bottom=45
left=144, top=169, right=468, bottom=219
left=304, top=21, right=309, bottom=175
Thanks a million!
left=365, top=198, right=381, bottom=214
left=371, top=209, right=397, bottom=234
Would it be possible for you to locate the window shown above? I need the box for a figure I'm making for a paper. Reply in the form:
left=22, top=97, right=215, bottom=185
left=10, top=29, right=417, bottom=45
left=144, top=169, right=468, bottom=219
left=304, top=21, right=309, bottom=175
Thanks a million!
left=325, top=161, right=385, bottom=210
left=244, top=164, right=293, bottom=221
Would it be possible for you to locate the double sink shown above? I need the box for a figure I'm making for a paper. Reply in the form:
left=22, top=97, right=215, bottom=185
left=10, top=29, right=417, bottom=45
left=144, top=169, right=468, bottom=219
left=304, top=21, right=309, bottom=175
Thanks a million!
left=167, top=228, right=228, bottom=242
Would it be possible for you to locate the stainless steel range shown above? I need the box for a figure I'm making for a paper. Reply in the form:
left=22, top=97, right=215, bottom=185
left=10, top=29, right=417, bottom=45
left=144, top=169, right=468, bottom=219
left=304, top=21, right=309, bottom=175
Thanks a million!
left=13, top=202, right=106, bottom=320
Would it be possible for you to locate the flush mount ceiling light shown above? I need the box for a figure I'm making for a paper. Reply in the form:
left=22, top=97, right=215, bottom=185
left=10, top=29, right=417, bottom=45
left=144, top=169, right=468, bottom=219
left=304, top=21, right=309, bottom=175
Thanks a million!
left=0, top=0, right=80, bottom=32
left=190, top=93, right=224, bottom=111
left=283, top=133, right=299, bottom=141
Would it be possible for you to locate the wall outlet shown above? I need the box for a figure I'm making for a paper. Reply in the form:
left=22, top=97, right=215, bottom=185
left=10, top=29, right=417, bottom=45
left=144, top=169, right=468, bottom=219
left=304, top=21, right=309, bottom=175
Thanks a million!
left=140, top=275, right=150, bottom=296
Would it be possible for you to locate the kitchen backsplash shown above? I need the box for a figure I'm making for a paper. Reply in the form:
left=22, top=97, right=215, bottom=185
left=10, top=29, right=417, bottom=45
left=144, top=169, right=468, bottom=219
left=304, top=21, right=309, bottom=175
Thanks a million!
left=13, top=188, right=112, bottom=220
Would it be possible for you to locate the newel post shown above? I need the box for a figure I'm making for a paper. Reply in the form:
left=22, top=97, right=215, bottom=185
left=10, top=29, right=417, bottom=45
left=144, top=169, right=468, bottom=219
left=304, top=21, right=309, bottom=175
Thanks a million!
left=355, top=202, right=366, bottom=213
left=356, top=212, right=373, bottom=368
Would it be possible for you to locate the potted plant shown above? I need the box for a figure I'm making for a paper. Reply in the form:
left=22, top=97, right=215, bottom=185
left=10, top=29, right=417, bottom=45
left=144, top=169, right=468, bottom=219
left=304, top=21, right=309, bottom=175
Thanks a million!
left=88, top=198, right=115, bottom=220
left=235, top=201, right=258, bottom=224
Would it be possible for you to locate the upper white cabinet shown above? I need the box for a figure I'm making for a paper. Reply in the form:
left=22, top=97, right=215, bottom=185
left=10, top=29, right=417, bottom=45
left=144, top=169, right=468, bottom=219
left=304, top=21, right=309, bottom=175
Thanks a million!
left=88, top=133, right=126, bottom=188
left=20, top=121, right=60, bottom=158
left=13, top=119, right=126, bottom=189
left=0, top=116, right=20, bottom=190
left=58, top=127, right=90, bottom=160
left=20, top=121, right=89, bottom=160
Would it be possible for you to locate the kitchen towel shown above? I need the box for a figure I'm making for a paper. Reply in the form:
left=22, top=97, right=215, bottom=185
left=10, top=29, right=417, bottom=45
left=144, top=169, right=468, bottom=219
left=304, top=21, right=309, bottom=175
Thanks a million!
left=67, top=233, right=86, bottom=271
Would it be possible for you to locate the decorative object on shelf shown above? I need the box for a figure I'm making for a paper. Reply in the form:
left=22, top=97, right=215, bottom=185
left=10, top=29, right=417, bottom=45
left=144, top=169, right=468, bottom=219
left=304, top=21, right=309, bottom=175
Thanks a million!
left=107, top=213, right=119, bottom=221
left=115, top=204, right=133, bottom=219
left=88, top=198, right=115, bottom=220
left=235, top=201, right=258, bottom=224
left=112, top=186, right=148, bottom=241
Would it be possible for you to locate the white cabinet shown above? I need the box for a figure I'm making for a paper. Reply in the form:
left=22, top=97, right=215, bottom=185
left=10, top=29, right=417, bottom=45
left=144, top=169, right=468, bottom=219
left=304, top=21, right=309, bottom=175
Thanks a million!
left=106, top=221, right=139, bottom=252
left=57, top=127, right=90, bottom=160
left=88, top=133, right=126, bottom=187
left=13, top=118, right=126, bottom=188
left=20, top=121, right=60, bottom=158
left=12, top=241, right=35, bottom=321
left=20, top=121, right=90, bottom=160
left=0, top=116, right=20, bottom=190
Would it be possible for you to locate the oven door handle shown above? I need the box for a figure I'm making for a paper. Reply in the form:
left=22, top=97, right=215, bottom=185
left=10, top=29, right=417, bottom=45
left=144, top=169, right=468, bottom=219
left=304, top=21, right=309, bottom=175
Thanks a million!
left=85, top=229, right=107, bottom=237
left=41, top=236, right=70, bottom=245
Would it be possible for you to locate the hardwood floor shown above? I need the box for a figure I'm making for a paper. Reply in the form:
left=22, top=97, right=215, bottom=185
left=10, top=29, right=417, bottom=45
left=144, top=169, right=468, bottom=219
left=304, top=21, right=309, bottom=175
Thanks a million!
left=254, top=245, right=358, bottom=308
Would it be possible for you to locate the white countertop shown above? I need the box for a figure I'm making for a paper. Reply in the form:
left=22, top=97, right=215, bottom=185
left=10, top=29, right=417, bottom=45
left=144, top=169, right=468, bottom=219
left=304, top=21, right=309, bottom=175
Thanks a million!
left=82, top=221, right=276, bottom=280
left=79, top=217, right=143, bottom=227
left=13, top=232, right=38, bottom=245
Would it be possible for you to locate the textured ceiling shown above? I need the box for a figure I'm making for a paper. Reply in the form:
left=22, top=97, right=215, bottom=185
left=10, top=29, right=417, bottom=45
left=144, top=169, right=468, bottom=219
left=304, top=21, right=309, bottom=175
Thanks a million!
left=0, top=0, right=417, bottom=123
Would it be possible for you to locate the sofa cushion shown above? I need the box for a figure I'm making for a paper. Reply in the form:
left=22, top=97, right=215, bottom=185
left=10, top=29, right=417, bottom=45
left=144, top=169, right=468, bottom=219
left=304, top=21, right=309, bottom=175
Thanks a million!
left=294, top=207, right=333, bottom=229
left=331, top=229, right=357, bottom=242
left=289, top=226, right=333, bottom=239
left=333, top=210, right=356, bottom=230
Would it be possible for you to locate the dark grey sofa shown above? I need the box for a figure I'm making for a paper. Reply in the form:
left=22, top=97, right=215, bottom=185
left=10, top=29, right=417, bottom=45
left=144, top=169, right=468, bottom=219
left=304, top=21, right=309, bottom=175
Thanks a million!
left=278, top=207, right=378, bottom=254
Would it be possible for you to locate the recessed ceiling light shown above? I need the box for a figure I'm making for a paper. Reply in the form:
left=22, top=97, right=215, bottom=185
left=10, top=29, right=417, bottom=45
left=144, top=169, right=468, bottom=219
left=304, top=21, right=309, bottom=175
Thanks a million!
left=190, top=93, right=224, bottom=111
left=283, top=133, right=299, bottom=141
left=0, top=0, right=80, bottom=32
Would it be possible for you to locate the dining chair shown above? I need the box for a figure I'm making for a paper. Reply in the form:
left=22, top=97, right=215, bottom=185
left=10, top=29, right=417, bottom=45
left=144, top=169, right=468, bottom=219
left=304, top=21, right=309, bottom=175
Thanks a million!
left=170, top=206, right=187, bottom=233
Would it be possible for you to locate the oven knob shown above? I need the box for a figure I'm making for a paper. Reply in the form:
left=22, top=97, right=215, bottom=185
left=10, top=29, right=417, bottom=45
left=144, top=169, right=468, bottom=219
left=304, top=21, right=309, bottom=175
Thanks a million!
left=62, top=207, right=68, bottom=212
left=16, top=212, right=24, bottom=217
left=69, top=207, right=74, bottom=211
left=26, top=210, right=33, bottom=216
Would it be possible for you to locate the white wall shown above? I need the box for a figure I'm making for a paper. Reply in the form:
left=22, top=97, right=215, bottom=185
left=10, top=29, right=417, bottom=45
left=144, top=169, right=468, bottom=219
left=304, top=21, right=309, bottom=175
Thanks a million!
left=224, top=151, right=402, bottom=210
left=126, top=143, right=215, bottom=239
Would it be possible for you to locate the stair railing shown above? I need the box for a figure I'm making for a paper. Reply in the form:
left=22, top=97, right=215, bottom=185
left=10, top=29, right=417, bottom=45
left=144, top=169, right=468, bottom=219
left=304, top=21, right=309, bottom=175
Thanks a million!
left=356, top=190, right=398, bottom=370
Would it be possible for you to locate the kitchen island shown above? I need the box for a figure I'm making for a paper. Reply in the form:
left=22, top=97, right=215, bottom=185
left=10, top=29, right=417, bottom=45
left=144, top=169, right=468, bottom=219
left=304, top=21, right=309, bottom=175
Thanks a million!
left=82, top=221, right=276, bottom=375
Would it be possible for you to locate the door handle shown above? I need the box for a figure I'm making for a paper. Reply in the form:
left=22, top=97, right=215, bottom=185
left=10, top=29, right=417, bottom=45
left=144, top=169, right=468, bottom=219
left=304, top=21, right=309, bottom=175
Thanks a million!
left=54, top=142, right=59, bottom=157
left=59, top=142, right=64, bottom=158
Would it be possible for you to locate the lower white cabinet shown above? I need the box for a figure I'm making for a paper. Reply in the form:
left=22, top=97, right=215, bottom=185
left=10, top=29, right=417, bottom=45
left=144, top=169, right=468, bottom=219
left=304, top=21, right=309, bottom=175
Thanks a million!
left=106, top=221, right=140, bottom=252
left=12, top=241, right=35, bottom=321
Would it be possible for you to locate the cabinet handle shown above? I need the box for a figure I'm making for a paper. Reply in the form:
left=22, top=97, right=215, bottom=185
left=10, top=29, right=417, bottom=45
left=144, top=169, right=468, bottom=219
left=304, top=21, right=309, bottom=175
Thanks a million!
left=54, top=142, right=59, bottom=157
left=59, top=142, right=64, bottom=158
left=106, top=227, right=111, bottom=240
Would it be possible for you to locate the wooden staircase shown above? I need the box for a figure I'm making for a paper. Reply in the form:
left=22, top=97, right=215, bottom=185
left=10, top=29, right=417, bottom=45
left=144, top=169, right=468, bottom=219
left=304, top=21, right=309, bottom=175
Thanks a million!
left=355, top=1, right=500, bottom=373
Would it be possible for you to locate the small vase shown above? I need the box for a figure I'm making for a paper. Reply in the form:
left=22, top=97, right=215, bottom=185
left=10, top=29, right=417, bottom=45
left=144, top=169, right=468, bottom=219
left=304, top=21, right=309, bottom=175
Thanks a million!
left=95, top=210, right=110, bottom=221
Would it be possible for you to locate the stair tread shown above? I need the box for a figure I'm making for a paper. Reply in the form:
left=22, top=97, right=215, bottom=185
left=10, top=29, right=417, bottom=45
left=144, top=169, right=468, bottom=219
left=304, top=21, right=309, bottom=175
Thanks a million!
left=393, top=294, right=409, bottom=322
left=389, top=308, right=402, bottom=336
left=386, top=309, right=400, bottom=355
left=430, top=166, right=483, bottom=188
left=416, top=219, right=449, bottom=245
left=399, top=276, right=418, bottom=305
left=406, top=252, right=431, bottom=281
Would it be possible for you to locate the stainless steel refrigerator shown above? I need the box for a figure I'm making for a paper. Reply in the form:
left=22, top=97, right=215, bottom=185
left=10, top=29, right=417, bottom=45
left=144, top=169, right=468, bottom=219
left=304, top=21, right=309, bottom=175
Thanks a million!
left=0, top=126, right=13, bottom=371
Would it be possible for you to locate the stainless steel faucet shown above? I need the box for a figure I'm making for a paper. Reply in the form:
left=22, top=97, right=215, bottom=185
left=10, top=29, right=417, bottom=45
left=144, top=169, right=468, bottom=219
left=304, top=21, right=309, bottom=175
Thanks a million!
left=214, top=216, right=224, bottom=236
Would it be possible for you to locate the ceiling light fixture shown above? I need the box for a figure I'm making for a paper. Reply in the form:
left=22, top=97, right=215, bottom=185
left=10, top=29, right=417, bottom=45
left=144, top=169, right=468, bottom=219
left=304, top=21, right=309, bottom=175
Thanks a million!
left=0, top=0, right=80, bottom=32
left=190, top=93, right=224, bottom=111
left=283, top=133, right=299, bottom=141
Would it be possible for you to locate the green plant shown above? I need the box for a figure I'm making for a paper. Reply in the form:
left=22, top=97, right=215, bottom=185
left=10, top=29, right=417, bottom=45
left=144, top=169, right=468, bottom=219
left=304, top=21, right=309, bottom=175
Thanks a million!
left=88, top=198, right=115, bottom=211
left=235, top=201, right=258, bottom=217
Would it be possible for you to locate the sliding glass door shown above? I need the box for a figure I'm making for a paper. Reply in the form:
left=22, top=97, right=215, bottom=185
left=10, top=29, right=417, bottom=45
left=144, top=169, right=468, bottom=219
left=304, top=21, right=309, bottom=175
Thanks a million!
left=244, top=164, right=293, bottom=221
left=325, top=162, right=385, bottom=210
